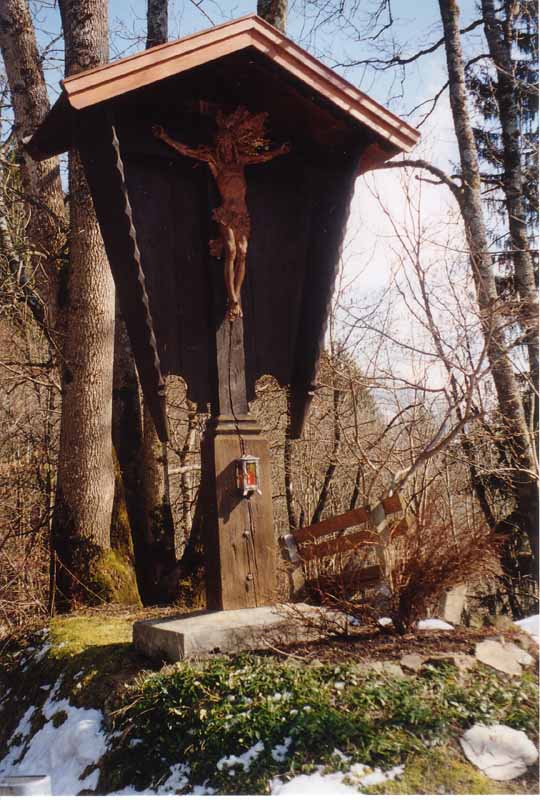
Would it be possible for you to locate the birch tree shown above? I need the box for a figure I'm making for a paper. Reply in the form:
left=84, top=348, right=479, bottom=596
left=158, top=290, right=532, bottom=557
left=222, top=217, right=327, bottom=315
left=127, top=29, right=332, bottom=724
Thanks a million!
left=299, top=0, right=538, bottom=583
left=438, top=0, right=538, bottom=576
left=477, top=0, right=538, bottom=415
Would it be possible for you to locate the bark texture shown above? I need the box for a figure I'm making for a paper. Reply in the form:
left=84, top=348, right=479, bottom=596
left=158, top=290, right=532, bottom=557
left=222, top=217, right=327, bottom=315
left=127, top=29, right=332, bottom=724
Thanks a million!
left=51, top=0, right=119, bottom=603
left=480, top=0, right=539, bottom=422
left=257, top=0, right=287, bottom=32
left=112, top=309, right=156, bottom=601
left=140, top=0, right=176, bottom=592
left=438, top=0, right=538, bottom=573
left=146, top=0, right=168, bottom=49
left=0, top=0, right=67, bottom=332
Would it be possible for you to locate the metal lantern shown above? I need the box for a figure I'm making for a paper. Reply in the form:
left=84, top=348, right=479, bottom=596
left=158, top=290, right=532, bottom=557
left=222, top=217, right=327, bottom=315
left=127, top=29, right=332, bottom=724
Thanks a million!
left=236, top=455, right=261, bottom=497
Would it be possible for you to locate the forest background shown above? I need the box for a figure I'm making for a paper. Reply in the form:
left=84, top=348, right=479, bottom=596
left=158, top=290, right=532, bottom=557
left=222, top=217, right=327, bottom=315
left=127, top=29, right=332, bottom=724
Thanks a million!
left=0, top=0, right=537, bottom=630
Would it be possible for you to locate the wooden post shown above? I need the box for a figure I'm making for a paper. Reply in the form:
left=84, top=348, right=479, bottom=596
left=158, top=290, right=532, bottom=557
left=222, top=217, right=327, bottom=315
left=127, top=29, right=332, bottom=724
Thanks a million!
left=203, top=231, right=277, bottom=610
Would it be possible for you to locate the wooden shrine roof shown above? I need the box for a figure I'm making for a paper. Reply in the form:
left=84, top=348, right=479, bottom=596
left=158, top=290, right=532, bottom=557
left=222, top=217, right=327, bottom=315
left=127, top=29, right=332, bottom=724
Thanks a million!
left=27, top=14, right=419, bottom=164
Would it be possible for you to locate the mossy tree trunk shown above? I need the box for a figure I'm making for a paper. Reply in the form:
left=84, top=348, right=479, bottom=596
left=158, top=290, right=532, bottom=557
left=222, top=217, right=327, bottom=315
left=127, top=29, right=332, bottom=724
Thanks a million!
left=50, top=0, right=137, bottom=608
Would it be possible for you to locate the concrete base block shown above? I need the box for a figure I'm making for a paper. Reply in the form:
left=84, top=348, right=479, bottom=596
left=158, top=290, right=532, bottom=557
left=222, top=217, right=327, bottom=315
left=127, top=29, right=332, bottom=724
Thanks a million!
left=133, top=604, right=345, bottom=662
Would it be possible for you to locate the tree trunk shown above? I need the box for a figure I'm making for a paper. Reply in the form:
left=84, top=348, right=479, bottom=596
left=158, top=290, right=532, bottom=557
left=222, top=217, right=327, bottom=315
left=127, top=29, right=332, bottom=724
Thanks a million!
left=139, top=0, right=179, bottom=602
left=284, top=430, right=298, bottom=530
left=147, top=0, right=168, bottom=48
left=109, top=0, right=179, bottom=605
left=51, top=0, right=137, bottom=606
left=311, top=387, right=342, bottom=524
left=0, top=0, right=67, bottom=334
left=111, top=308, right=153, bottom=600
left=438, top=0, right=538, bottom=578
left=141, top=404, right=178, bottom=602
left=178, top=401, right=198, bottom=541
left=480, top=0, right=539, bottom=442
left=257, top=0, right=287, bottom=32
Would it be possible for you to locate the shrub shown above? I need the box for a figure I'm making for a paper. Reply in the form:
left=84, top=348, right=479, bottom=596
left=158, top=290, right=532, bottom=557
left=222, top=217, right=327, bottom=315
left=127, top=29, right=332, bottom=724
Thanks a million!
left=311, top=510, right=502, bottom=634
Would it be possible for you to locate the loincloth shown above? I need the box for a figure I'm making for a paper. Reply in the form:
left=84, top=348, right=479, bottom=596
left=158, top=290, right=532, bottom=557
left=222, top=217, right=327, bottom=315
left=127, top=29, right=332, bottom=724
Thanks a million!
left=212, top=204, right=251, bottom=238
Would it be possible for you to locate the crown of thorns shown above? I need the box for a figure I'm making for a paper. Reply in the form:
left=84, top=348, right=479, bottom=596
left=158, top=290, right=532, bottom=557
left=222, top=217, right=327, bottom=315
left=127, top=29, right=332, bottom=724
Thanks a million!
left=215, top=107, right=271, bottom=151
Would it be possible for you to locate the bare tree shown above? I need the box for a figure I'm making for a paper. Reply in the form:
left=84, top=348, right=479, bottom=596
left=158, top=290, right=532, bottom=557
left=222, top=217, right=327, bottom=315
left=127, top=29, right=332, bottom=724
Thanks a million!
left=479, top=0, right=538, bottom=419
left=438, top=0, right=538, bottom=577
left=0, top=0, right=67, bottom=334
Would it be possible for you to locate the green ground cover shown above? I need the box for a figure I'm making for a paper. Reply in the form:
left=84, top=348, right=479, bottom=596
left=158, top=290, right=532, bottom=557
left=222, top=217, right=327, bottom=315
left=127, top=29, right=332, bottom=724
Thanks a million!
left=0, top=609, right=537, bottom=796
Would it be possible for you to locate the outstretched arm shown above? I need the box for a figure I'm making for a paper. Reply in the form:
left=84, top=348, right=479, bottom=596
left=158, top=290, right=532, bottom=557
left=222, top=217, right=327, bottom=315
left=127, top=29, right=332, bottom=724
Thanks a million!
left=244, top=142, right=291, bottom=165
left=153, top=124, right=213, bottom=164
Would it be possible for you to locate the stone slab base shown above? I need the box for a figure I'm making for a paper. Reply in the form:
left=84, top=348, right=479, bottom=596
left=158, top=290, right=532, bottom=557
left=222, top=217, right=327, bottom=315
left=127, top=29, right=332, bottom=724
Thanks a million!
left=133, top=604, right=346, bottom=662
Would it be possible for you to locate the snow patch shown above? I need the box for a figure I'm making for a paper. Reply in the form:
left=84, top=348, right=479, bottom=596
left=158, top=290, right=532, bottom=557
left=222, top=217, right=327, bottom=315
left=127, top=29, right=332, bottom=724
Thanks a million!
left=349, top=763, right=404, bottom=786
left=272, top=737, right=292, bottom=763
left=157, top=762, right=190, bottom=793
left=417, top=618, right=454, bottom=631
left=515, top=614, right=539, bottom=644
left=460, top=724, right=538, bottom=780
left=192, top=779, right=217, bottom=794
left=270, top=770, right=360, bottom=795
left=33, top=642, right=52, bottom=663
left=270, top=762, right=403, bottom=795
left=217, top=740, right=264, bottom=773
left=0, top=684, right=107, bottom=794
left=2, top=706, right=37, bottom=767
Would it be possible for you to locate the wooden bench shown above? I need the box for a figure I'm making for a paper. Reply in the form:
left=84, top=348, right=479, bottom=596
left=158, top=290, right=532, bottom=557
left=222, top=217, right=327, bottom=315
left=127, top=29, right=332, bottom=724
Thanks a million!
left=280, top=493, right=407, bottom=597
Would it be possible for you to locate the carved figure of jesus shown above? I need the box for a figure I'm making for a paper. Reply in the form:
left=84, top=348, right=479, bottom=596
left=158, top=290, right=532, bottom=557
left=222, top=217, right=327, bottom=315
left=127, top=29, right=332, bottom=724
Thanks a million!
left=153, top=107, right=290, bottom=320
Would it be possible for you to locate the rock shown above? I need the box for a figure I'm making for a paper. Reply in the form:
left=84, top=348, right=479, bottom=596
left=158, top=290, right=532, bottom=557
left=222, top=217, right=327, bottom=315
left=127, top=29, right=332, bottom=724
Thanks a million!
left=475, top=639, right=522, bottom=676
left=380, top=662, right=405, bottom=678
left=438, top=584, right=468, bottom=625
left=400, top=653, right=425, bottom=673
left=499, top=641, right=534, bottom=667
left=460, top=723, right=538, bottom=780
left=516, top=633, right=537, bottom=654
left=361, top=661, right=405, bottom=678
left=426, top=653, right=476, bottom=672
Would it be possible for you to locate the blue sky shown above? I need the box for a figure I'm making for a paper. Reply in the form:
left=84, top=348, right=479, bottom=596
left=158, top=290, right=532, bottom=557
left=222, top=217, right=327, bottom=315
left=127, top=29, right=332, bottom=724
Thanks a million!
left=31, top=0, right=480, bottom=122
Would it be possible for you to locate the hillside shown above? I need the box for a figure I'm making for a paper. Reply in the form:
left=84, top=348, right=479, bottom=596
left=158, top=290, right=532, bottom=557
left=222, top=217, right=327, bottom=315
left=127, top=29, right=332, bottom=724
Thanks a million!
left=0, top=606, right=538, bottom=796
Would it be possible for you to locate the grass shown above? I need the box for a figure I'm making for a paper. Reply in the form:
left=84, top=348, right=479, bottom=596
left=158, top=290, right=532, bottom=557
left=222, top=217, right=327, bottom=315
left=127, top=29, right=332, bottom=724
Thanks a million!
left=1, top=608, right=538, bottom=796
left=100, top=653, right=539, bottom=794
left=373, top=747, right=534, bottom=795
left=0, top=612, right=142, bottom=760
left=49, top=614, right=133, bottom=654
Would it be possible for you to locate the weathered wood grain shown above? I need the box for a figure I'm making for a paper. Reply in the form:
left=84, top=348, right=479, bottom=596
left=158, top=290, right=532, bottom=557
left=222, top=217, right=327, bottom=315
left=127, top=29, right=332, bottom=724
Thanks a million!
left=205, top=419, right=276, bottom=610
left=294, top=506, right=371, bottom=545
left=298, top=530, right=379, bottom=561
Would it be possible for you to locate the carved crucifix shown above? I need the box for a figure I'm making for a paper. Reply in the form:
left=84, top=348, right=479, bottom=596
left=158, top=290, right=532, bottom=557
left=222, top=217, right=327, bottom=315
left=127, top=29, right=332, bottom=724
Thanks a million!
left=153, top=107, right=290, bottom=320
